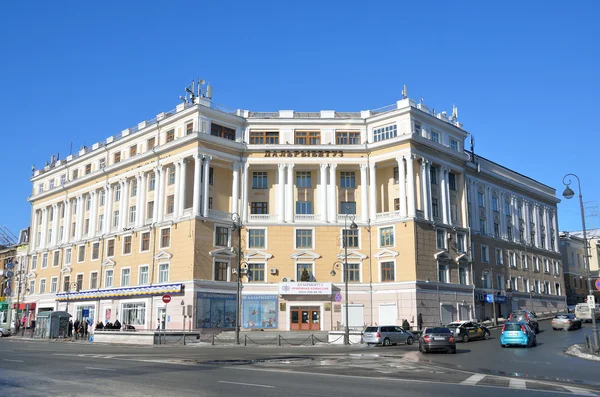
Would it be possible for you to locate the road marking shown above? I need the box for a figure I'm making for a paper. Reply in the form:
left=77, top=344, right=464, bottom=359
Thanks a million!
left=562, top=386, right=596, bottom=396
left=509, top=379, right=526, bottom=390
left=218, top=381, right=274, bottom=388
left=2, top=359, right=23, bottom=363
left=460, top=374, right=485, bottom=385
left=85, top=367, right=116, bottom=372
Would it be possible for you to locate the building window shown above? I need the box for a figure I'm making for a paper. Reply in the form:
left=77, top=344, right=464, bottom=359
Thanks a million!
left=393, top=167, right=399, bottom=184
left=336, top=131, right=360, bottom=145
left=113, top=152, right=121, bottom=164
left=107, top=239, right=115, bottom=257
left=85, top=164, right=92, bottom=175
left=459, top=266, right=468, bottom=285
left=347, top=263, right=360, bottom=283
left=544, top=258, right=550, bottom=273
left=450, top=139, right=459, bottom=152
left=209, top=167, right=214, bottom=185
left=148, top=174, right=156, bottom=191
left=436, top=229, right=446, bottom=250
left=295, top=131, right=320, bottom=145
left=166, top=195, right=175, bottom=214
left=186, top=121, right=194, bottom=135
left=248, top=229, right=266, bottom=249
left=121, top=302, right=146, bottom=326
left=295, top=229, right=313, bottom=249
left=295, top=201, right=313, bottom=215
left=296, top=263, right=313, bottom=281
left=251, top=202, right=268, bottom=214
left=50, top=277, right=58, bottom=293
left=249, top=131, right=279, bottom=144
left=339, top=202, right=356, bottom=214
left=373, top=124, right=397, bottom=142
left=92, top=243, right=99, bottom=260
left=63, top=276, right=71, bottom=292
left=53, top=251, right=60, bottom=267
left=495, top=248, right=503, bottom=264
left=509, top=252, right=516, bottom=268
left=141, top=232, right=150, bottom=252
left=380, top=227, right=394, bottom=247
left=147, top=137, right=156, bottom=150
left=553, top=261, right=559, bottom=275
left=215, top=227, right=229, bottom=247
left=431, top=131, right=440, bottom=143
left=414, top=121, right=422, bottom=135
left=481, top=245, right=489, bottom=263
left=139, top=266, right=149, bottom=285
left=438, top=264, right=449, bottom=283
left=147, top=201, right=154, bottom=219
left=522, top=254, right=528, bottom=270
left=252, top=172, right=268, bottom=189
left=78, top=245, right=85, bottom=262
left=507, top=226, right=513, bottom=241
left=97, top=214, right=103, bottom=232
left=161, top=228, right=171, bottom=248
left=340, top=172, right=356, bottom=189
left=31, top=255, right=38, bottom=270
left=479, top=219, right=486, bottom=234
left=61, top=174, right=67, bottom=185
left=211, top=123, right=235, bottom=140
left=129, top=145, right=137, bottom=157
left=247, top=263, right=265, bottom=282
left=129, top=206, right=136, bottom=224
left=430, top=166, right=438, bottom=184
left=40, top=253, right=48, bottom=268
left=394, top=198, right=400, bottom=211
left=449, top=173, right=456, bottom=190
left=534, top=257, right=540, bottom=272
left=99, top=190, right=105, bottom=206
left=477, top=192, right=484, bottom=207
left=296, top=171, right=312, bottom=188
left=166, top=129, right=175, bottom=143
left=65, top=248, right=72, bottom=265
left=121, top=269, right=130, bottom=287
left=40, top=279, right=46, bottom=294
left=72, top=169, right=78, bottom=180
left=105, top=270, right=113, bottom=288
left=342, top=229, right=359, bottom=248
left=494, top=223, right=500, bottom=238
left=457, top=233, right=466, bottom=253
left=114, top=184, right=121, bottom=202
left=158, top=263, right=169, bottom=283
left=432, top=199, right=439, bottom=217
left=482, top=272, right=491, bottom=289
left=113, top=210, right=119, bottom=228
left=381, top=261, right=395, bottom=282
left=130, top=180, right=137, bottom=197
left=215, top=261, right=228, bottom=281
left=168, top=167, right=176, bottom=185
left=123, top=236, right=132, bottom=255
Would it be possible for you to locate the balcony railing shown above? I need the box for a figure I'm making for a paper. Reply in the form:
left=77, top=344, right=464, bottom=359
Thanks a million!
left=376, top=211, right=401, bottom=221
left=248, top=214, right=277, bottom=222
left=295, top=214, right=318, bottom=222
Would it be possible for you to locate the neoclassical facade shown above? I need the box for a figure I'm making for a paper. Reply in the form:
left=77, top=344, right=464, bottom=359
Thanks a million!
left=23, top=93, right=566, bottom=332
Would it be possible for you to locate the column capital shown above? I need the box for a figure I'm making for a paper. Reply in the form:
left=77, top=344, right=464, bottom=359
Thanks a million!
left=278, top=163, right=287, bottom=171
left=287, top=163, right=295, bottom=169
left=232, top=162, right=241, bottom=171
left=321, top=163, right=330, bottom=170
left=360, top=163, right=368, bottom=171
left=203, top=155, right=212, bottom=162
left=52, top=203, right=58, bottom=209
left=328, top=163, right=337, bottom=170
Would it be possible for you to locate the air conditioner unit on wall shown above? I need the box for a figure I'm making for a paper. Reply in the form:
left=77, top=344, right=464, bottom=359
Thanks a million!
left=270, top=268, right=278, bottom=275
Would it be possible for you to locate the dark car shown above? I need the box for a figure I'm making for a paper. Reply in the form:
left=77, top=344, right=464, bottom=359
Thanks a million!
left=446, top=321, right=491, bottom=343
left=419, top=327, right=456, bottom=354
left=508, top=310, right=539, bottom=334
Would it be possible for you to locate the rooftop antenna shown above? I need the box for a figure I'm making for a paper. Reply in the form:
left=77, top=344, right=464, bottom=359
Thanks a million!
left=185, top=81, right=195, bottom=102
left=198, top=78, right=206, bottom=97
left=452, top=105, right=459, bottom=121
left=402, top=84, right=408, bottom=99
left=206, top=82, right=212, bottom=99
left=470, top=135, right=476, bottom=164
left=31, top=165, right=35, bottom=176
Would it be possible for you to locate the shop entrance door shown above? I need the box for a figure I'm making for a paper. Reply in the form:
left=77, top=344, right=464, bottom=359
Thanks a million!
left=290, top=306, right=320, bottom=330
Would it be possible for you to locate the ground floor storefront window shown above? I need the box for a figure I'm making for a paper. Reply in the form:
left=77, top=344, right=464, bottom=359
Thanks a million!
left=196, top=292, right=236, bottom=328
left=76, top=305, right=96, bottom=323
left=242, top=295, right=277, bottom=329
left=121, top=302, right=146, bottom=325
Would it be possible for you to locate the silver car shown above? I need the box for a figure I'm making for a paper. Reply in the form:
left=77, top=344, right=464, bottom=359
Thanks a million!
left=0, top=327, right=11, bottom=337
left=363, top=325, right=415, bottom=346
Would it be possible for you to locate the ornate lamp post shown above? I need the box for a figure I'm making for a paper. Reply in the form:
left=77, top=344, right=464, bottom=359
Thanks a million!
left=65, top=281, right=80, bottom=314
left=231, top=212, right=243, bottom=345
left=562, top=173, right=599, bottom=351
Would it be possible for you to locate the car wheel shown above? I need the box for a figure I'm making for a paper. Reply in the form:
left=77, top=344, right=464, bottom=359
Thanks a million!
left=406, top=337, right=414, bottom=345
left=533, top=339, right=537, bottom=347
left=0, top=331, right=3, bottom=337
left=462, top=334, right=469, bottom=343
left=535, top=327, right=540, bottom=334
left=383, top=338, right=391, bottom=346
left=483, top=332, right=490, bottom=340
left=501, top=344, right=506, bottom=348
left=451, top=347, right=457, bottom=354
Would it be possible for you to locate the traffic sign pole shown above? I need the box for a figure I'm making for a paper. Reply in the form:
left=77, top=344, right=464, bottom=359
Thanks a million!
left=161, top=294, right=171, bottom=344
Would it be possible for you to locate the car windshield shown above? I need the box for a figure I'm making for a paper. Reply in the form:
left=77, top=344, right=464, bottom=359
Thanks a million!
left=555, top=314, right=571, bottom=319
left=446, top=323, right=461, bottom=328
left=425, top=327, right=451, bottom=334
left=365, top=327, right=378, bottom=333
left=505, top=323, right=523, bottom=331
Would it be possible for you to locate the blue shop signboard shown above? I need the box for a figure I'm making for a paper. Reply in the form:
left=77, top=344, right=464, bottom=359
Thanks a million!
left=484, top=294, right=508, bottom=303
left=242, top=295, right=278, bottom=329
left=196, top=292, right=237, bottom=329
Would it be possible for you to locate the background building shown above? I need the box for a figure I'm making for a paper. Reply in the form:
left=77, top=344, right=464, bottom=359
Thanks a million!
left=560, top=230, right=600, bottom=307
left=24, top=88, right=566, bottom=332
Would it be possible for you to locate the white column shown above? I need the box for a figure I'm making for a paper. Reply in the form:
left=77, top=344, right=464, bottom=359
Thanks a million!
left=420, top=159, right=429, bottom=220
left=535, top=204, right=543, bottom=247
left=441, top=167, right=449, bottom=224
left=499, top=192, right=506, bottom=239
left=89, top=192, right=97, bottom=237
left=524, top=201, right=531, bottom=245
left=406, top=156, right=416, bottom=218
left=277, top=164, right=286, bottom=223
left=286, top=163, right=295, bottom=223
left=63, top=200, right=71, bottom=243
left=369, top=163, right=377, bottom=220
left=202, top=156, right=211, bottom=218
left=328, top=164, right=337, bottom=222
left=39, top=208, right=48, bottom=249
left=544, top=207, right=552, bottom=250
left=119, top=180, right=130, bottom=229
left=512, top=196, right=520, bottom=242
left=320, top=164, right=329, bottom=222
left=231, top=162, right=240, bottom=215
left=179, top=159, right=187, bottom=217
left=241, top=163, right=249, bottom=223
left=156, top=167, right=166, bottom=223
left=469, top=180, right=478, bottom=232
left=137, top=173, right=147, bottom=227
left=75, top=196, right=84, bottom=240
left=192, top=155, right=202, bottom=217
left=30, top=210, right=38, bottom=248
left=553, top=210, right=560, bottom=252
left=51, top=204, right=59, bottom=246
left=360, top=164, right=369, bottom=222
left=173, top=161, right=182, bottom=218
left=486, top=186, right=493, bottom=236
left=104, top=185, right=113, bottom=234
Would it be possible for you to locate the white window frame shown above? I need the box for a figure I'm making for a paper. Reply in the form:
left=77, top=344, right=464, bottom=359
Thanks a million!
left=246, top=261, right=267, bottom=283
left=159, top=226, right=172, bottom=249
left=458, top=265, right=469, bottom=285
left=89, top=271, right=98, bottom=290
left=212, top=258, right=231, bottom=282
left=495, top=248, right=503, bottom=265
left=157, top=262, right=170, bottom=284
left=41, top=252, right=48, bottom=269
left=481, top=245, right=489, bottom=263
left=378, top=260, right=397, bottom=282
left=246, top=227, right=268, bottom=250
left=65, top=248, right=72, bottom=265
left=91, top=242, right=100, bottom=261
left=457, top=233, right=466, bottom=253
left=120, top=267, right=131, bottom=287
left=295, top=261, right=315, bottom=282
left=509, top=251, right=516, bottom=268
left=75, top=272, right=84, bottom=291
left=120, top=300, right=147, bottom=326
left=77, top=244, right=86, bottom=263
left=122, top=234, right=133, bottom=256
left=105, top=269, right=114, bottom=288
left=140, top=231, right=151, bottom=253
left=377, top=225, right=396, bottom=249
left=39, top=278, right=47, bottom=294
left=294, top=227, right=315, bottom=250
left=436, top=229, right=447, bottom=250
left=343, top=262, right=362, bottom=283
left=339, top=227, right=361, bottom=250
left=106, top=238, right=116, bottom=258
left=138, top=265, right=150, bottom=285
left=52, top=250, right=60, bottom=268
left=50, top=277, right=58, bottom=293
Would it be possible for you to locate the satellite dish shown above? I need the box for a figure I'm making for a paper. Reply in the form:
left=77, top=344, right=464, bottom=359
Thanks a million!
left=199, top=79, right=206, bottom=85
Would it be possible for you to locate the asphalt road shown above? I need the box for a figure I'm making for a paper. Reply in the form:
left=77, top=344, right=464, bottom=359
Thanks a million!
left=0, top=319, right=598, bottom=397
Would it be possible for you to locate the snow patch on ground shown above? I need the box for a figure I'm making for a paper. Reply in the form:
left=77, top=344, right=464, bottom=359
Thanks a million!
left=564, top=344, right=600, bottom=361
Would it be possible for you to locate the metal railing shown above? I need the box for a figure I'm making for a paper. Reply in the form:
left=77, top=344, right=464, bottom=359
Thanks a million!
left=248, top=214, right=277, bottom=222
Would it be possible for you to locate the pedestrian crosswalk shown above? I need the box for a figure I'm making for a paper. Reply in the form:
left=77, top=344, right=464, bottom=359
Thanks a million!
left=460, top=373, right=599, bottom=396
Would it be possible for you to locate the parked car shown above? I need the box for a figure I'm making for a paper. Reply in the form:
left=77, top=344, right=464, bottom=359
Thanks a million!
left=551, top=313, right=582, bottom=331
left=574, top=304, right=600, bottom=323
left=445, top=321, right=491, bottom=343
left=508, top=310, right=539, bottom=334
left=363, top=325, right=415, bottom=346
left=0, top=327, right=11, bottom=337
left=500, top=321, right=537, bottom=348
left=419, top=327, right=456, bottom=354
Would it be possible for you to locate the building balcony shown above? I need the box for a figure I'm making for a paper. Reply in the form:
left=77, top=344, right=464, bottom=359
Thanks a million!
left=208, top=209, right=232, bottom=222
left=248, top=214, right=277, bottom=222
left=376, top=211, right=401, bottom=221
left=295, top=214, right=318, bottom=222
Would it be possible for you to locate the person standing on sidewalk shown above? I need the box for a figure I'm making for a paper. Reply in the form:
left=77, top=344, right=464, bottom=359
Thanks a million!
left=417, top=313, right=423, bottom=330
left=68, top=320, right=73, bottom=337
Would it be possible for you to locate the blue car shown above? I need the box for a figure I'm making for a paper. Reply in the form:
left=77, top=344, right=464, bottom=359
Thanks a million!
left=500, top=321, right=537, bottom=348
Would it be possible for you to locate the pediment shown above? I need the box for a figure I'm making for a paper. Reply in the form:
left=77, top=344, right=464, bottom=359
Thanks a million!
left=27, top=271, right=37, bottom=278
left=60, top=266, right=72, bottom=274
left=374, top=248, right=399, bottom=259
left=455, top=253, right=471, bottom=264
left=290, top=251, right=321, bottom=260
left=434, top=250, right=452, bottom=261
left=244, top=250, right=274, bottom=260
left=101, top=258, right=115, bottom=268
left=336, top=250, right=368, bottom=261
left=209, top=247, right=236, bottom=258
left=154, top=250, right=173, bottom=261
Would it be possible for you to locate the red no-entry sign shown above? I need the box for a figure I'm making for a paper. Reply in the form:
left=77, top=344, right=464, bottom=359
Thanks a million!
left=162, top=294, right=172, bottom=304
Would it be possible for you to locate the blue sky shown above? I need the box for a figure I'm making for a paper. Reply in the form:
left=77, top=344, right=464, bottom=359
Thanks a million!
left=1, top=1, right=598, bottom=238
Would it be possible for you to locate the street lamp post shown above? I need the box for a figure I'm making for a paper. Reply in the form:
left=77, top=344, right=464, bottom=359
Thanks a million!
left=232, top=212, right=243, bottom=345
left=562, top=173, right=600, bottom=352
left=481, top=269, right=497, bottom=326
left=65, top=281, right=80, bottom=314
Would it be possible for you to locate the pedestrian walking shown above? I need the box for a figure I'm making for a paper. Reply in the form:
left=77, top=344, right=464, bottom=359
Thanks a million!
left=74, top=319, right=80, bottom=340
left=68, top=320, right=73, bottom=337
left=417, top=313, right=423, bottom=331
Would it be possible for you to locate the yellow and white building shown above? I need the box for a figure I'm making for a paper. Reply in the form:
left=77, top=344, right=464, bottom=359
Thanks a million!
left=24, top=92, right=566, bottom=332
